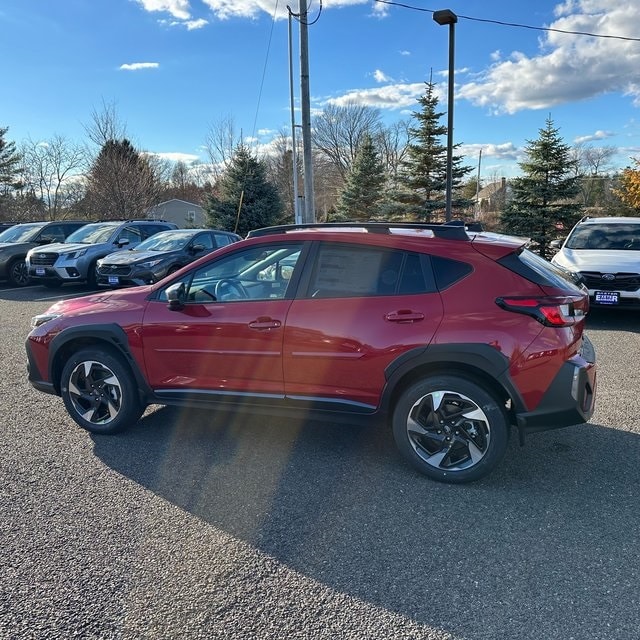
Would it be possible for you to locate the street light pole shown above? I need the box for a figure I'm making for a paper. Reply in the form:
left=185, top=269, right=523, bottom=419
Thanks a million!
left=433, top=9, right=457, bottom=223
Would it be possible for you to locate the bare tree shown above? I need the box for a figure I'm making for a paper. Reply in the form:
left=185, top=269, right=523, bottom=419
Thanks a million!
left=572, top=144, right=617, bottom=208
left=84, top=99, right=128, bottom=149
left=20, top=135, right=86, bottom=220
left=312, top=103, right=382, bottom=180
left=204, top=115, right=243, bottom=180
left=374, top=119, right=410, bottom=189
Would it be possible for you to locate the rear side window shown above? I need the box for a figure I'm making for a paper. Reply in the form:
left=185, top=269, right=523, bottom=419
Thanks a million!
left=213, top=233, right=234, bottom=247
left=499, top=248, right=584, bottom=292
left=307, top=244, right=436, bottom=298
left=431, top=255, right=473, bottom=290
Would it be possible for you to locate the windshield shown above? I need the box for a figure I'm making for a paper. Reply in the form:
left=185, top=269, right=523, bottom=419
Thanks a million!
left=565, top=223, right=640, bottom=250
left=134, top=231, right=193, bottom=252
left=0, top=223, right=44, bottom=243
left=65, top=223, right=119, bottom=244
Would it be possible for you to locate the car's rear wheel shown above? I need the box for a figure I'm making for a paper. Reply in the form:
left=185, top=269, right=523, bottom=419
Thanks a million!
left=8, top=258, right=29, bottom=287
left=392, top=375, right=509, bottom=483
left=60, top=348, right=144, bottom=434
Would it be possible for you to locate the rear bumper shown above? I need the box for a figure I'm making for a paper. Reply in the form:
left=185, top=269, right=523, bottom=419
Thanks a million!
left=515, top=335, right=596, bottom=432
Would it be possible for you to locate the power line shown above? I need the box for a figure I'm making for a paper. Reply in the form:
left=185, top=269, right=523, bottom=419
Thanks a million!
left=373, top=0, right=640, bottom=43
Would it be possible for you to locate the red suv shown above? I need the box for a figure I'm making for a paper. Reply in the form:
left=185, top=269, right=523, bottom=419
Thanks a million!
left=26, top=222, right=596, bottom=483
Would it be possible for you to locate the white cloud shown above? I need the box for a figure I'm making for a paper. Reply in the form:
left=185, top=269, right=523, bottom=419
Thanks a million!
left=459, top=142, right=520, bottom=162
left=146, top=151, right=201, bottom=163
left=574, top=130, right=614, bottom=144
left=457, top=1, right=640, bottom=114
left=327, top=82, right=437, bottom=109
left=200, top=0, right=370, bottom=21
left=373, top=69, right=392, bottom=83
left=119, top=62, right=160, bottom=71
left=134, top=0, right=191, bottom=20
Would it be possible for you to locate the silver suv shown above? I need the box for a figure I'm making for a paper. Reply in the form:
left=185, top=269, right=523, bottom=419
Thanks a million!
left=551, top=216, right=640, bottom=309
left=26, top=220, right=177, bottom=288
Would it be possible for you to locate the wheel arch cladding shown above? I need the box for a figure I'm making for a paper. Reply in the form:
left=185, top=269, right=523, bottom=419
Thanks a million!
left=381, top=344, right=524, bottom=418
left=49, top=324, right=151, bottom=399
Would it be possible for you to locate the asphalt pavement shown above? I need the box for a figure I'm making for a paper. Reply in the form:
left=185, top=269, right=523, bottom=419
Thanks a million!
left=1, top=284, right=639, bottom=640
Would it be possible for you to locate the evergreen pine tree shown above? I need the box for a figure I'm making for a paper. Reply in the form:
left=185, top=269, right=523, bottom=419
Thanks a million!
left=0, top=126, right=23, bottom=194
left=501, top=117, right=583, bottom=259
left=206, top=145, right=283, bottom=237
left=334, top=134, right=386, bottom=221
left=398, top=82, right=472, bottom=221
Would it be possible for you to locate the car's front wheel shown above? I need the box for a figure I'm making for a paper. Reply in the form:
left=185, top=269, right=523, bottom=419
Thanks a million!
left=60, top=348, right=144, bottom=434
left=392, top=376, right=509, bottom=483
left=8, top=258, right=29, bottom=287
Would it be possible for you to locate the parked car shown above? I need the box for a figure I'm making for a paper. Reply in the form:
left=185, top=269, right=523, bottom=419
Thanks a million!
left=96, top=228, right=241, bottom=288
left=0, top=220, right=87, bottom=287
left=551, top=216, right=640, bottom=309
left=26, top=222, right=596, bottom=484
left=26, top=219, right=177, bottom=288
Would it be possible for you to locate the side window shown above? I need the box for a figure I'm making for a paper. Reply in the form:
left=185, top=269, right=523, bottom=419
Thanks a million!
left=192, top=233, right=214, bottom=251
left=431, top=255, right=473, bottom=290
left=159, top=242, right=304, bottom=303
left=40, top=224, right=66, bottom=243
left=118, top=226, right=144, bottom=244
left=213, top=233, right=233, bottom=248
left=145, top=224, right=173, bottom=238
left=307, top=244, right=435, bottom=298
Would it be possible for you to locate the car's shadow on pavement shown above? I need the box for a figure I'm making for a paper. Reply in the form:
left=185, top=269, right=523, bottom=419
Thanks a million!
left=586, top=307, right=639, bottom=332
left=92, top=405, right=640, bottom=640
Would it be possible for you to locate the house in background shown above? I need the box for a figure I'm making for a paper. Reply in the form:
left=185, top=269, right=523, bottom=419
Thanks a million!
left=476, top=178, right=510, bottom=218
left=147, top=199, right=207, bottom=228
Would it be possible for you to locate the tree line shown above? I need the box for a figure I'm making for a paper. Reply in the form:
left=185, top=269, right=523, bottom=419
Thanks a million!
left=2, top=87, right=640, bottom=256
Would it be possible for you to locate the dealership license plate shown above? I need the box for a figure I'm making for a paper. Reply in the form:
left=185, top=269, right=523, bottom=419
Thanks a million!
left=108, top=275, right=119, bottom=285
left=36, top=267, right=45, bottom=276
left=595, top=291, right=619, bottom=305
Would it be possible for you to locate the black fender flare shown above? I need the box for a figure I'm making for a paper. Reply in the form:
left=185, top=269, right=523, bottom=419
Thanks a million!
left=48, top=323, right=153, bottom=400
left=380, top=344, right=526, bottom=415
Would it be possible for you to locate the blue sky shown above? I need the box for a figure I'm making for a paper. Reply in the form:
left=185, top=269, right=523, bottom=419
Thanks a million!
left=2, top=0, right=640, bottom=179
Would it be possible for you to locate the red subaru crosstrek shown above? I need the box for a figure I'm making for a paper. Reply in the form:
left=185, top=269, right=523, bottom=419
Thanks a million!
left=26, top=222, right=596, bottom=483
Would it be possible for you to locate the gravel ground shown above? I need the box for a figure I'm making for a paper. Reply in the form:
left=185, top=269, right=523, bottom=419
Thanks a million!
left=1, top=287, right=639, bottom=640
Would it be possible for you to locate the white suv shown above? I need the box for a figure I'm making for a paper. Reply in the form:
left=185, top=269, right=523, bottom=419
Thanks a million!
left=26, top=220, right=177, bottom=288
left=551, top=216, right=640, bottom=309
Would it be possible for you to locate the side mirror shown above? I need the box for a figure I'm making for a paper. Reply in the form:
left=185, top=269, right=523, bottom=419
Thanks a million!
left=37, top=236, right=55, bottom=245
left=549, top=239, right=562, bottom=250
left=190, top=243, right=205, bottom=254
left=166, top=282, right=186, bottom=311
left=116, top=237, right=130, bottom=248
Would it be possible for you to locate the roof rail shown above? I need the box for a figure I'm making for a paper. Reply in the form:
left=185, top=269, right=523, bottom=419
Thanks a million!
left=247, top=220, right=480, bottom=241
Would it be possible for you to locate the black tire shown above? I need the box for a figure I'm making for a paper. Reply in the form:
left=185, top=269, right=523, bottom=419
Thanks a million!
left=86, top=260, right=99, bottom=289
left=60, top=348, right=145, bottom=435
left=392, top=375, right=509, bottom=483
left=7, top=258, right=29, bottom=287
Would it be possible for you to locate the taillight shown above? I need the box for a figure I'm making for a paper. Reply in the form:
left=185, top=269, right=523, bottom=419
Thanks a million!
left=495, top=295, right=587, bottom=327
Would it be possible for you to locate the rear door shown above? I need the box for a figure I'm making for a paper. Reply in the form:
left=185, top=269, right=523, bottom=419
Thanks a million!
left=283, top=241, right=444, bottom=409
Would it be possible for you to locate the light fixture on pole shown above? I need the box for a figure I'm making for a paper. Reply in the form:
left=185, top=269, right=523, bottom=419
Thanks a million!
left=433, top=9, right=457, bottom=223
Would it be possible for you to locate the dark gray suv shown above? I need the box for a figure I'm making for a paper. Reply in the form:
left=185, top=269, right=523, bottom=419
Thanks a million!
left=26, top=220, right=176, bottom=288
left=0, top=220, right=87, bottom=287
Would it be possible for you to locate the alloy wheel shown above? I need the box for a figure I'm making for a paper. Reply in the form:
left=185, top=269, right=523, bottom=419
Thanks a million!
left=406, top=389, right=491, bottom=471
left=67, top=360, right=123, bottom=425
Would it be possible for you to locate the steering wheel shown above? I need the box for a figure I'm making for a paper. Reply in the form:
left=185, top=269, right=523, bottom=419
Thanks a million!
left=214, top=278, right=249, bottom=300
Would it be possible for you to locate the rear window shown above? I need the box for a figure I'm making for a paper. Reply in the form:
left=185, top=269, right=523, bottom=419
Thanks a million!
left=500, top=248, right=584, bottom=292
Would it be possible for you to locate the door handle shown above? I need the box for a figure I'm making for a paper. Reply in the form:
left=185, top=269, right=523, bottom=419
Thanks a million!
left=249, top=317, right=282, bottom=330
left=385, top=310, right=425, bottom=323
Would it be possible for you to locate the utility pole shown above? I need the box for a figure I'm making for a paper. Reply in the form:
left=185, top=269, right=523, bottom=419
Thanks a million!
left=299, top=0, right=315, bottom=223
